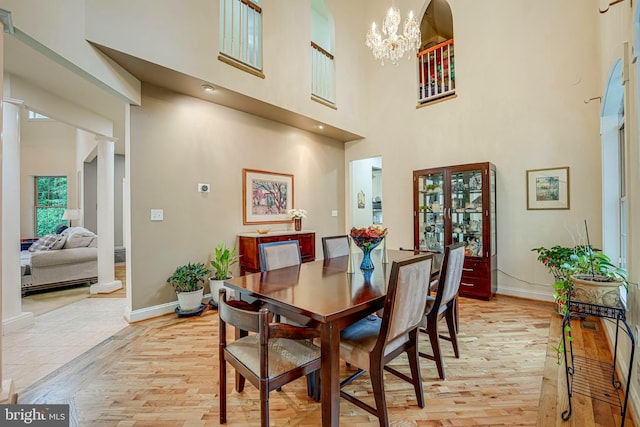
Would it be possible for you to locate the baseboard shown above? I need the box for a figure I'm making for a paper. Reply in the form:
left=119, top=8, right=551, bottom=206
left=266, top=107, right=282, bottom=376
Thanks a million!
left=496, top=286, right=555, bottom=303
left=90, top=280, right=122, bottom=294
left=124, top=293, right=212, bottom=323
left=2, top=311, right=35, bottom=334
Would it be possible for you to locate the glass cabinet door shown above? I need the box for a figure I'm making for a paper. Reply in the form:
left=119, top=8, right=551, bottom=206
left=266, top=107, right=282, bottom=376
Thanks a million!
left=417, top=171, right=445, bottom=252
left=450, top=169, right=484, bottom=257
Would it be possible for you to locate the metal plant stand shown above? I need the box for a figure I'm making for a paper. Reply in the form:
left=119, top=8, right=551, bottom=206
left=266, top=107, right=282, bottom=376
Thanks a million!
left=562, top=299, right=635, bottom=426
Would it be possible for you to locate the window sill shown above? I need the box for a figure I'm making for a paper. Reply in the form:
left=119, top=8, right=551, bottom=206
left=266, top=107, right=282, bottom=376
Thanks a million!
left=218, top=55, right=265, bottom=79
left=416, top=93, right=457, bottom=109
left=311, top=95, right=337, bottom=110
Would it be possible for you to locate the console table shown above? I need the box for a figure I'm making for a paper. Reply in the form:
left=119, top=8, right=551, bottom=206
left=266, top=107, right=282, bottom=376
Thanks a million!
left=237, top=231, right=316, bottom=274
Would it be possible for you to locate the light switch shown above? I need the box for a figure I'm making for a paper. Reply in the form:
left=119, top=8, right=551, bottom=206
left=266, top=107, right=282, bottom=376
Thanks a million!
left=150, top=209, right=163, bottom=221
left=331, top=210, right=338, bottom=217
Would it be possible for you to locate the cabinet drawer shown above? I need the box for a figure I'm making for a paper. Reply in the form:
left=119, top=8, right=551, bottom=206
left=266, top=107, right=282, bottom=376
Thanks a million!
left=459, top=277, right=491, bottom=298
left=462, top=259, right=488, bottom=279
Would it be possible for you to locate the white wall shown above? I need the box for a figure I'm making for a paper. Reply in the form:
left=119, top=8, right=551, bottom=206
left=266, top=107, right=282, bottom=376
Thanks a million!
left=20, top=115, right=77, bottom=237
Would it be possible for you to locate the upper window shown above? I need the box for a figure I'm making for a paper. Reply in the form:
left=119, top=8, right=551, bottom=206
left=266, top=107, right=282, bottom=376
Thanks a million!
left=219, top=0, right=263, bottom=73
left=34, top=176, right=67, bottom=236
left=418, top=0, right=455, bottom=105
left=27, top=110, right=50, bottom=120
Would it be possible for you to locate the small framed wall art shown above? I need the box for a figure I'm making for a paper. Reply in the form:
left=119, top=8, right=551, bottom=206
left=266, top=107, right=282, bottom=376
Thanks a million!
left=243, top=168, right=294, bottom=224
left=526, top=166, right=570, bottom=210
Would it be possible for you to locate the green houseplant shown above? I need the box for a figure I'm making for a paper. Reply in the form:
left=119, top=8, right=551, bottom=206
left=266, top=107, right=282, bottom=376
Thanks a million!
left=167, top=262, right=211, bottom=312
left=209, top=243, right=239, bottom=306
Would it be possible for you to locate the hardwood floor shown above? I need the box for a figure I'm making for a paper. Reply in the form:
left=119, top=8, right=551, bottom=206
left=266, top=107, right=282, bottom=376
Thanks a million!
left=18, top=295, right=634, bottom=426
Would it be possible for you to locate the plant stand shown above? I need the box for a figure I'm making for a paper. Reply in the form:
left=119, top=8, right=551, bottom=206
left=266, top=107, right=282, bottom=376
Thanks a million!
left=561, top=298, right=635, bottom=426
left=175, top=303, right=206, bottom=318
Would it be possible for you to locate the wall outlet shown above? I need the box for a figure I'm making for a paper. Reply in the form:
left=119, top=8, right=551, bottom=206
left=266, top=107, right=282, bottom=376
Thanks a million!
left=198, top=183, right=210, bottom=193
left=331, top=210, right=338, bottom=217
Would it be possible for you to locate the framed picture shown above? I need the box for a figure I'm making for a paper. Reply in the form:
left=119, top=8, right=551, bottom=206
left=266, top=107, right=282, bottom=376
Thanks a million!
left=526, top=166, right=570, bottom=210
left=243, top=168, right=294, bottom=224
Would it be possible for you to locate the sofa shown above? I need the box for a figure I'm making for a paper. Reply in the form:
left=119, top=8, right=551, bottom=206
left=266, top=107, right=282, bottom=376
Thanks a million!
left=20, top=227, right=98, bottom=295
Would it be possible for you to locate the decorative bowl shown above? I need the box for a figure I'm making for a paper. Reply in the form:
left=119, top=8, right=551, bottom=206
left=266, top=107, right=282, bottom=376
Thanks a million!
left=256, top=228, right=270, bottom=234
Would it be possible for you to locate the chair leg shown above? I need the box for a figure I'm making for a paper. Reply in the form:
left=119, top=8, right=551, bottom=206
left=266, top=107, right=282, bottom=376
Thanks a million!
left=445, top=304, right=460, bottom=358
left=420, top=317, right=445, bottom=380
left=260, top=380, right=269, bottom=427
left=370, top=362, right=389, bottom=427
left=220, top=355, right=227, bottom=424
left=235, top=328, right=248, bottom=392
left=407, top=335, right=425, bottom=408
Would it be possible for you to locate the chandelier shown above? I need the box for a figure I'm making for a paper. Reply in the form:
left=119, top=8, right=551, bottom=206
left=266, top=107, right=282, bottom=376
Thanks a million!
left=365, top=5, right=421, bottom=65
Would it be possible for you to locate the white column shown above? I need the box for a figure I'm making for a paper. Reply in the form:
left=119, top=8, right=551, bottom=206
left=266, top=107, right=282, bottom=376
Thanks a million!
left=90, top=136, right=122, bottom=294
left=2, top=98, right=33, bottom=333
left=0, top=7, right=17, bottom=404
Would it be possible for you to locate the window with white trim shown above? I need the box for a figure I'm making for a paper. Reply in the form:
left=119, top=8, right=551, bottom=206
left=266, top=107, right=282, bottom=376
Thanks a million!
left=34, top=176, right=67, bottom=236
left=219, top=0, right=263, bottom=71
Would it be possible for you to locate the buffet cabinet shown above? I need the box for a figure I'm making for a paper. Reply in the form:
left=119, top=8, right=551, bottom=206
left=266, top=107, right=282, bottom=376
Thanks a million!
left=413, top=162, right=497, bottom=299
left=238, top=231, right=316, bottom=274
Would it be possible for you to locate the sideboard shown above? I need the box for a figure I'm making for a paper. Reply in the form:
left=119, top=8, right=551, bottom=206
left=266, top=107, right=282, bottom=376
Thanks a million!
left=237, top=231, right=316, bottom=274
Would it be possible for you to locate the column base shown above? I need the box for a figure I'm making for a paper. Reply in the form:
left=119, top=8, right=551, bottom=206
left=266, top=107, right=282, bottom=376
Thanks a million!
left=0, top=379, right=17, bottom=404
left=2, top=312, right=34, bottom=334
left=90, top=280, right=122, bottom=294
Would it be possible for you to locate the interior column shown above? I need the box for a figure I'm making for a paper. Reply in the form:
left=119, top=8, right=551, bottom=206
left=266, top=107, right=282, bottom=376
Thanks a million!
left=90, top=136, right=122, bottom=294
left=0, top=7, right=17, bottom=404
left=2, top=99, right=33, bottom=333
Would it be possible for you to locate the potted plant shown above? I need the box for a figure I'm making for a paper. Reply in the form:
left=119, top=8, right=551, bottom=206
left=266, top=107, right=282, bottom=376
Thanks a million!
left=567, top=247, right=627, bottom=308
left=531, top=245, right=581, bottom=315
left=209, top=243, right=239, bottom=306
left=167, top=262, right=211, bottom=313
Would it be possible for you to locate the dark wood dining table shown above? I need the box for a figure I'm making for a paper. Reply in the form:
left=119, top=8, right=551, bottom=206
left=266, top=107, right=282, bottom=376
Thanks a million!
left=224, top=249, right=439, bottom=427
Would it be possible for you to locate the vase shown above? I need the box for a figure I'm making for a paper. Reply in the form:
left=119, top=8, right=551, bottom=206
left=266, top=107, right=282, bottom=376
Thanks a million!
left=359, top=242, right=380, bottom=270
left=294, top=218, right=302, bottom=231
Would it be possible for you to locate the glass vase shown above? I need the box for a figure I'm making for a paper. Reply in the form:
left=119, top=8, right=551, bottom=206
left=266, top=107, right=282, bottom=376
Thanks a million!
left=359, top=243, right=380, bottom=270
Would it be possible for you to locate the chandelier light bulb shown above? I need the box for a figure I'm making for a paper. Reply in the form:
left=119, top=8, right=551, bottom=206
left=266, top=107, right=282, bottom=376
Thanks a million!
left=365, top=5, right=421, bottom=66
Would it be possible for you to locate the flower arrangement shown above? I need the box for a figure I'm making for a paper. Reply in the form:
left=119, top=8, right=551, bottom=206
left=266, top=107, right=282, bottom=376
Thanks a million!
left=350, top=226, right=388, bottom=249
left=288, top=209, right=307, bottom=219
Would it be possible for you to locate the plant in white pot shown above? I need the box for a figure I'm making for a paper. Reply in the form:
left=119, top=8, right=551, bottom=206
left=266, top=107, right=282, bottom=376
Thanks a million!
left=167, top=262, right=211, bottom=313
left=209, top=243, right=239, bottom=307
left=568, top=248, right=627, bottom=308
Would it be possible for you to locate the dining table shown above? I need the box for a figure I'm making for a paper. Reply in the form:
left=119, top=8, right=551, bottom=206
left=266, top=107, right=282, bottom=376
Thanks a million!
left=224, top=248, right=440, bottom=427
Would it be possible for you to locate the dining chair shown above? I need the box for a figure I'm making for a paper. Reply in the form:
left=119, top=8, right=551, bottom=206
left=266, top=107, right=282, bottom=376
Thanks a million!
left=258, top=240, right=302, bottom=271
left=321, top=235, right=350, bottom=259
left=419, top=241, right=465, bottom=380
left=218, top=288, right=321, bottom=426
left=339, top=254, right=433, bottom=427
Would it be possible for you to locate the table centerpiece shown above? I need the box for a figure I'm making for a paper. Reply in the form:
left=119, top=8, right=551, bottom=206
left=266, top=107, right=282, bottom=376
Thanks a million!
left=350, top=226, right=388, bottom=270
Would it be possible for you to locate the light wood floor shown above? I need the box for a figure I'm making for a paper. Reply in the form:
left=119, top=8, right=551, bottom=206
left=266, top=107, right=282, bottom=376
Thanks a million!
left=18, top=295, right=635, bottom=426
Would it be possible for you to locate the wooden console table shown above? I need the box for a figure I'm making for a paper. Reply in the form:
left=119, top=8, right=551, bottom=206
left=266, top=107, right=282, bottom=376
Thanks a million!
left=237, top=231, right=316, bottom=274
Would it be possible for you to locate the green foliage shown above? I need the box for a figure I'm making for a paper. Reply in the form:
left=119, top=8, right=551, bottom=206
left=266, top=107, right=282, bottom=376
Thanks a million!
left=35, top=176, right=67, bottom=236
left=210, top=243, right=239, bottom=280
left=167, top=262, right=211, bottom=293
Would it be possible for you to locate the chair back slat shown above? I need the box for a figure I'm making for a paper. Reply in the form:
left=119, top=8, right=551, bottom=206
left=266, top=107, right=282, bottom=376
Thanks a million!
left=259, top=241, right=301, bottom=271
left=381, top=255, right=433, bottom=346
left=440, top=243, right=466, bottom=305
left=322, top=235, right=350, bottom=259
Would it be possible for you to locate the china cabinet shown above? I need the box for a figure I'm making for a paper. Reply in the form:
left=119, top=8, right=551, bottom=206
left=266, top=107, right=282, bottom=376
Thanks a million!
left=413, top=162, right=496, bottom=299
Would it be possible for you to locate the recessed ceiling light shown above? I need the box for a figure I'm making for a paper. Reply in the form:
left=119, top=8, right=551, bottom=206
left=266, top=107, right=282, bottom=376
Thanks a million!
left=317, top=124, right=324, bottom=129
left=201, top=84, right=215, bottom=93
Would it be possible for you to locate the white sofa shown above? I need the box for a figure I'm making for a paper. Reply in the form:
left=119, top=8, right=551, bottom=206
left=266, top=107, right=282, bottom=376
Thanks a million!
left=20, top=227, right=98, bottom=295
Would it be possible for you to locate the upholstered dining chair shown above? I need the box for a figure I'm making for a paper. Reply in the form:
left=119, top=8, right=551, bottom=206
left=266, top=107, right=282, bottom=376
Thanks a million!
left=321, top=235, right=350, bottom=259
left=419, top=241, right=465, bottom=380
left=339, top=254, right=433, bottom=427
left=218, top=288, right=321, bottom=426
left=258, top=240, right=302, bottom=272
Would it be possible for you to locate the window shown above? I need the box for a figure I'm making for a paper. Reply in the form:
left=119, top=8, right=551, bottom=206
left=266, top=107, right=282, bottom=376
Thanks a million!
left=219, top=0, right=263, bottom=72
left=618, top=123, right=627, bottom=269
left=34, top=176, right=67, bottom=236
left=27, top=110, right=49, bottom=120
left=310, top=0, right=335, bottom=106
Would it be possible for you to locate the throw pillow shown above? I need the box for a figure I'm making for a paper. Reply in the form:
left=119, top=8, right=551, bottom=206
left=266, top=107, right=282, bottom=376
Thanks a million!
left=28, top=234, right=59, bottom=252
left=50, top=234, right=67, bottom=250
left=64, top=234, right=95, bottom=249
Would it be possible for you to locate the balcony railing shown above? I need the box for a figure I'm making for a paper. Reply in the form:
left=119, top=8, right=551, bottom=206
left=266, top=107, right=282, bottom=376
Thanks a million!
left=418, top=39, right=455, bottom=104
left=311, top=41, right=335, bottom=105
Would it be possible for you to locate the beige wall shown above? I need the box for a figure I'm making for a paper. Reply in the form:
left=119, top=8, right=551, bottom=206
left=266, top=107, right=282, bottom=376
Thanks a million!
left=129, top=85, right=345, bottom=311
left=346, top=0, right=603, bottom=302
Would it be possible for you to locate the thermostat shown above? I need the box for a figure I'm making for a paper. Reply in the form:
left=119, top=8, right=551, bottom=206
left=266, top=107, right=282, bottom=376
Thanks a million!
left=198, top=183, right=210, bottom=193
